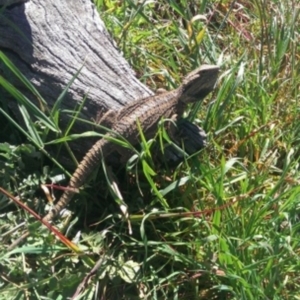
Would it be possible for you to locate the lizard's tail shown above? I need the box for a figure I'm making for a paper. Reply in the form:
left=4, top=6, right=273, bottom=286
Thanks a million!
left=43, top=138, right=110, bottom=222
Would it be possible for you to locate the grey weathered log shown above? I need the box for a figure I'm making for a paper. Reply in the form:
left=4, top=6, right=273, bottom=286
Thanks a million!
left=0, top=0, right=151, bottom=110
left=0, top=0, right=152, bottom=157
left=0, top=0, right=217, bottom=165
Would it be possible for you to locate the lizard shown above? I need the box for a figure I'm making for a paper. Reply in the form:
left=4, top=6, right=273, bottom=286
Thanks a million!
left=43, top=65, right=219, bottom=222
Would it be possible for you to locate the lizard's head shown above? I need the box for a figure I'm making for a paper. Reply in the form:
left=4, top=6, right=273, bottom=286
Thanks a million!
left=180, top=65, right=219, bottom=103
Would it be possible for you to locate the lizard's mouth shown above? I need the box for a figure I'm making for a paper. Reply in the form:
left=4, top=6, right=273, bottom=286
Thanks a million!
left=181, top=87, right=214, bottom=103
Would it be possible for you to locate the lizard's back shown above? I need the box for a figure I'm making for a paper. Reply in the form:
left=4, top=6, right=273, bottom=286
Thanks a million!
left=113, top=87, right=183, bottom=143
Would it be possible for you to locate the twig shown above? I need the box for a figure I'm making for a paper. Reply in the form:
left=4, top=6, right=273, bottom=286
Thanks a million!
left=71, top=256, right=104, bottom=299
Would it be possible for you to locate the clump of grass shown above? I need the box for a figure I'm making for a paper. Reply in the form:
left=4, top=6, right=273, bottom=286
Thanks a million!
left=1, top=0, right=299, bottom=299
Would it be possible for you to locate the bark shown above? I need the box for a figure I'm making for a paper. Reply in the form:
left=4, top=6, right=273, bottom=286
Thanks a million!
left=0, top=0, right=151, bottom=119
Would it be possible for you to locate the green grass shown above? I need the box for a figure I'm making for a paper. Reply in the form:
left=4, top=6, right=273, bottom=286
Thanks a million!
left=1, top=0, right=300, bottom=299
